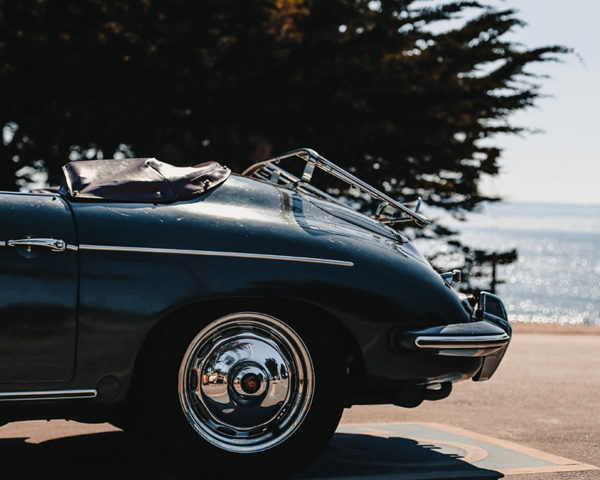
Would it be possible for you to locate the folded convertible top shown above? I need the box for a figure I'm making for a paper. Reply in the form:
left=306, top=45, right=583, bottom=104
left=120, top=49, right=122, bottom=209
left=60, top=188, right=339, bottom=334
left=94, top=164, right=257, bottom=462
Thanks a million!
left=60, top=158, right=231, bottom=203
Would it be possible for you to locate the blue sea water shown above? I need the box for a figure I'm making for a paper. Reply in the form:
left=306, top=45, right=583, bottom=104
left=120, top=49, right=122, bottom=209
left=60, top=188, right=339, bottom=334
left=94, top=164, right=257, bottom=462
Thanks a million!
left=414, top=202, right=600, bottom=326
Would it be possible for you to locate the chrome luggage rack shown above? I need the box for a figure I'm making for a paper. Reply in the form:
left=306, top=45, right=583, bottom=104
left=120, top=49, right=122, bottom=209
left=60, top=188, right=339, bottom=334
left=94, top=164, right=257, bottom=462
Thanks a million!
left=242, top=148, right=431, bottom=228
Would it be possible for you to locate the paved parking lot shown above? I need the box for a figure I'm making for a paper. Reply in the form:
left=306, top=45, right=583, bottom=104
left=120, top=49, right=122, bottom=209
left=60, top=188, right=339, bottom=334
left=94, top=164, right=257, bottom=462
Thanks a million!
left=0, top=417, right=596, bottom=479
left=335, top=329, right=600, bottom=480
left=0, top=329, right=598, bottom=479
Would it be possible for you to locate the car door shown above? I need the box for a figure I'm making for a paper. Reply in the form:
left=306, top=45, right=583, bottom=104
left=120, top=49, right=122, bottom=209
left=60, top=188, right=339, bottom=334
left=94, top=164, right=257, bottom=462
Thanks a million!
left=0, top=192, right=78, bottom=383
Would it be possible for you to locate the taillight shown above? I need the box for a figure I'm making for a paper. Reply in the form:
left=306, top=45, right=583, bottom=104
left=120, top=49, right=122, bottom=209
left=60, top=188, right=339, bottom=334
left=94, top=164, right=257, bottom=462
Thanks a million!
left=465, top=294, right=477, bottom=308
left=458, top=293, right=477, bottom=314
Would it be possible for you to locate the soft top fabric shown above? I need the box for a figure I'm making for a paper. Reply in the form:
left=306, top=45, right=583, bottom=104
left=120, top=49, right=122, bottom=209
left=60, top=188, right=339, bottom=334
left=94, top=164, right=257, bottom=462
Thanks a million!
left=60, top=158, right=231, bottom=203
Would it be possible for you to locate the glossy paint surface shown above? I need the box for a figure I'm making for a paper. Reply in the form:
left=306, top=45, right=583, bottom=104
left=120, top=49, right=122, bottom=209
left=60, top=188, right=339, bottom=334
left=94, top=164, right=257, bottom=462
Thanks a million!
left=66, top=175, right=473, bottom=395
left=0, top=193, right=78, bottom=383
left=0, top=175, right=476, bottom=402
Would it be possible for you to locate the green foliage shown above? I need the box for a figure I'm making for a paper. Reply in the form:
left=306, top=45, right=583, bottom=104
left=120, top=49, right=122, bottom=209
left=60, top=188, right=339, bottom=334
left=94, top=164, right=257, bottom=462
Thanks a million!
left=0, top=0, right=567, bottom=215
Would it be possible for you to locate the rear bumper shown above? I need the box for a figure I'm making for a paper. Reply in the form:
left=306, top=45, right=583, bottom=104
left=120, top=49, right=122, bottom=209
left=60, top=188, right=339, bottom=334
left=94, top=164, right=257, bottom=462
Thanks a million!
left=409, top=321, right=509, bottom=355
left=396, top=292, right=511, bottom=381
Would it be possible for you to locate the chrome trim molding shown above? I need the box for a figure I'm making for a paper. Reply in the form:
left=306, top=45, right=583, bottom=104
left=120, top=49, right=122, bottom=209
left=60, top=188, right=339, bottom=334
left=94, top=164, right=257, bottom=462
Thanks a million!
left=0, top=241, right=5, bottom=247
left=414, top=333, right=510, bottom=350
left=0, top=389, right=97, bottom=402
left=78, top=244, right=354, bottom=267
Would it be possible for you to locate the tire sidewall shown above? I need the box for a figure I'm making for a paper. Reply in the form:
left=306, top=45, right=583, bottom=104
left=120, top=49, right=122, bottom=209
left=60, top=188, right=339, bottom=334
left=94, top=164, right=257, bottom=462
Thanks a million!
left=139, top=308, right=346, bottom=477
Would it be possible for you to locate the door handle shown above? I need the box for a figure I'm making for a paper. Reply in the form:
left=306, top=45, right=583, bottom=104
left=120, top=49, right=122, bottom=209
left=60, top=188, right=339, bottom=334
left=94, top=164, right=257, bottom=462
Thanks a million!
left=7, top=238, right=67, bottom=252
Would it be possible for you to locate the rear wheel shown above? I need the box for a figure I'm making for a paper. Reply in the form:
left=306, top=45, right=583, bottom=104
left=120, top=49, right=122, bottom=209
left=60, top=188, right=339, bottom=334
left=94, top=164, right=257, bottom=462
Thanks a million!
left=136, top=310, right=346, bottom=478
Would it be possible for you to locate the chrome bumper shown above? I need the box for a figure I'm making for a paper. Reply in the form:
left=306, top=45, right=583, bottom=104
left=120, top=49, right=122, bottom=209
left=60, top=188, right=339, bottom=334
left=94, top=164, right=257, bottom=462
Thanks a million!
left=396, top=292, right=511, bottom=381
left=414, top=330, right=509, bottom=353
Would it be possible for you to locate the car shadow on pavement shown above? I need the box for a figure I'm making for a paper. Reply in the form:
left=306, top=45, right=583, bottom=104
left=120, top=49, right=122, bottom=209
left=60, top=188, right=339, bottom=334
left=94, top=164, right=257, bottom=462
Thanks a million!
left=0, top=430, right=503, bottom=480
left=296, top=432, right=503, bottom=479
left=0, top=432, right=187, bottom=480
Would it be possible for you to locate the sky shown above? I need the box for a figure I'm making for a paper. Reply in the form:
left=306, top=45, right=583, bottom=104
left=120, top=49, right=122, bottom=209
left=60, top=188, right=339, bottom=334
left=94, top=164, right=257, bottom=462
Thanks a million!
left=476, top=0, right=600, bottom=204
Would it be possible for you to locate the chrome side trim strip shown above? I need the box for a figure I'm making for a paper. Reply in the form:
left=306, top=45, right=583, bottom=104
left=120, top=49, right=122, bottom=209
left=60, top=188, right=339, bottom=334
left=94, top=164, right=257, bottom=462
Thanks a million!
left=0, top=389, right=97, bottom=402
left=414, top=333, right=510, bottom=350
left=0, top=241, right=5, bottom=247
left=78, top=244, right=354, bottom=267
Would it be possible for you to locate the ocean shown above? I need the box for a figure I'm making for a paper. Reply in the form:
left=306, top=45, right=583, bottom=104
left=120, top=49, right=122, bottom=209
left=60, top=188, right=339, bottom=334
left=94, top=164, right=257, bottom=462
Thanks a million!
left=413, top=202, right=600, bottom=326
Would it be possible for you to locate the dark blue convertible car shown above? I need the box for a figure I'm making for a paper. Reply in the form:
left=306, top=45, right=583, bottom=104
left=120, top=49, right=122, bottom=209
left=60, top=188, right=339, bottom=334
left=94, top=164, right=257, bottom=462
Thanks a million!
left=0, top=148, right=510, bottom=476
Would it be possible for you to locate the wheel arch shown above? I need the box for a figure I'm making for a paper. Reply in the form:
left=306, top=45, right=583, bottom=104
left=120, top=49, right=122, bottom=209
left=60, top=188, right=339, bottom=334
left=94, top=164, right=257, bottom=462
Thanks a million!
left=128, top=296, right=366, bottom=406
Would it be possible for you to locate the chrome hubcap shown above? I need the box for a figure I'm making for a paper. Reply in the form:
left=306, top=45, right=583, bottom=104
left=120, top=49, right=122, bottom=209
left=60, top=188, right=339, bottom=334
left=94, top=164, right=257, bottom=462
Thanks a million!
left=178, top=313, right=314, bottom=453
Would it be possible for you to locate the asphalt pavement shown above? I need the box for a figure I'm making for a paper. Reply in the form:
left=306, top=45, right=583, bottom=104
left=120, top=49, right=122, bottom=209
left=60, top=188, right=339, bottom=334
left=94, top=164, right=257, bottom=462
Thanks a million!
left=336, top=327, right=600, bottom=479
left=0, top=327, right=598, bottom=479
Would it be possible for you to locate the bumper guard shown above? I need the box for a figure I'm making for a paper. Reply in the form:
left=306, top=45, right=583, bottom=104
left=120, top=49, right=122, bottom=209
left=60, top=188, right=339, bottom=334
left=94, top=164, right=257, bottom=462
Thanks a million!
left=396, top=292, right=511, bottom=381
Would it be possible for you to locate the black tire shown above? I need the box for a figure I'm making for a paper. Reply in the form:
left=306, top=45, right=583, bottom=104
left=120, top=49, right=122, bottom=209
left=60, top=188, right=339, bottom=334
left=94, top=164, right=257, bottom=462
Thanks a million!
left=133, top=309, right=346, bottom=479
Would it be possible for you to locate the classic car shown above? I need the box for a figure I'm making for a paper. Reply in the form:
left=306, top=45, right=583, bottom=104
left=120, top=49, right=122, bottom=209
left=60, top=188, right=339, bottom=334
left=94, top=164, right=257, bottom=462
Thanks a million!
left=0, top=148, right=511, bottom=477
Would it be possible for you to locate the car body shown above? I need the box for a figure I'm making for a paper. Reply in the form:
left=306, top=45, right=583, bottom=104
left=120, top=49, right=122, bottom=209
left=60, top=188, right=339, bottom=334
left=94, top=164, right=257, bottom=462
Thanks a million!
left=0, top=148, right=510, bottom=476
